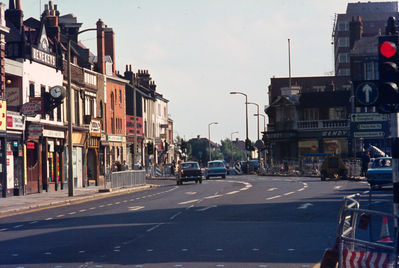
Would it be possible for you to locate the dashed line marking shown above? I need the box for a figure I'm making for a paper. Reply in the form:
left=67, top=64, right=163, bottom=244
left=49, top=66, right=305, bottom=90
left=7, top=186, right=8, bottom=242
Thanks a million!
left=89, top=207, right=96, bottom=210
left=45, top=217, right=53, bottom=221
left=68, top=212, right=76, bottom=215
left=13, top=225, right=23, bottom=228
left=283, top=191, right=295, bottom=196
left=56, top=214, right=64, bottom=218
left=178, top=199, right=200, bottom=205
left=204, top=195, right=222, bottom=199
left=44, top=252, right=52, bottom=255
left=99, top=205, right=105, bottom=208
left=29, top=221, right=38, bottom=224
left=79, top=209, right=87, bottom=212
left=170, top=211, right=183, bottom=220
left=147, top=223, right=163, bottom=232
left=0, top=228, right=7, bottom=232
left=197, top=205, right=217, bottom=212
left=266, top=195, right=282, bottom=200
left=267, top=188, right=277, bottom=192
left=129, top=206, right=145, bottom=211
left=226, top=191, right=240, bottom=195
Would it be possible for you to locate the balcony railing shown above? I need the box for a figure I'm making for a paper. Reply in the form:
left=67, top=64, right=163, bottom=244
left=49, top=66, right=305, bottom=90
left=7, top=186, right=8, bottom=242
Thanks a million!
left=297, top=119, right=349, bottom=130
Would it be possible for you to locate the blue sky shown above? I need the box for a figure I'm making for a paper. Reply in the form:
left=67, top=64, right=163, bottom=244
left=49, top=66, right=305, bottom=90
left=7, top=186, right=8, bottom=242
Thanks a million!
left=20, top=0, right=385, bottom=142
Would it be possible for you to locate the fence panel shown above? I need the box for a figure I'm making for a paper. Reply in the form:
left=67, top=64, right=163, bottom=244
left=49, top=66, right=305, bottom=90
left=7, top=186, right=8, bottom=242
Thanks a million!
left=109, top=170, right=146, bottom=189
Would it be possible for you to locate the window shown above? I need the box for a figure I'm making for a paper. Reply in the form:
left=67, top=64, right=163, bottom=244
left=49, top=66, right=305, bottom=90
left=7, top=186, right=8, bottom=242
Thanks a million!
left=110, top=92, right=114, bottom=111
left=41, top=86, right=46, bottom=119
left=338, top=53, right=349, bottom=63
left=337, top=22, right=349, bottom=31
left=57, top=104, right=61, bottom=122
left=74, top=90, right=80, bottom=125
left=90, top=98, right=94, bottom=116
left=111, top=117, right=115, bottom=133
left=364, top=61, right=378, bottom=80
left=338, top=37, right=349, bottom=47
left=119, top=89, right=122, bottom=104
left=29, top=83, right=35, bottom=98
left=329, top=107, right=346, bottom=120
left=337, top=68, right=350, bottom=76
left=303, top=108, right=319, bottom=121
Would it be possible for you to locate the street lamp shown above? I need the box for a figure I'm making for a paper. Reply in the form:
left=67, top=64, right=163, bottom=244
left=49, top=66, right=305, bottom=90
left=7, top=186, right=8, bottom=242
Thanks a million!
left=247, top=102, right=260, bottom=141
left=230, top=131, right=238, bottom=166
left=67, top=27, right=97, bottom=197
left=229, top=91, right=248, bottom=142
left=254, top=113, right=266, bottom=132
left=208, top=122, right=218, bottom=161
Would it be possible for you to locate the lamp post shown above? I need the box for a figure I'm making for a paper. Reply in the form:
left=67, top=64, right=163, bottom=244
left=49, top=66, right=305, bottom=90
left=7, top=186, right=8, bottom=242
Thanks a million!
left=230, top=92, right=248, bottom=142
left=67, top=28, right=96, bottom=197
left=254, top=113, right=266, bottom=132
left=247, top=102, right=260, bottom=141
left=208, top=122, right=218, bottom=162
left=230, top=131, right=238, bottom=166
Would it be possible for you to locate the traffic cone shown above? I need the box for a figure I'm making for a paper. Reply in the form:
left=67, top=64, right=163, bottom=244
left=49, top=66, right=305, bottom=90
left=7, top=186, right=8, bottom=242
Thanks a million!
left=378, top=216, right=392, bottom=242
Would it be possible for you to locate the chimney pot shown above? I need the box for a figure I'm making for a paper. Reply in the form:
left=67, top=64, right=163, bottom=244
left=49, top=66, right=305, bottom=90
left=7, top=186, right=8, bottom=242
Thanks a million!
left=129, top=65, right=132, bottom=72
left=45, top=4, right=48, bottom=11
left=54, top=4, right=57, bottom=10
left=49, top=0, right=53, bottom=10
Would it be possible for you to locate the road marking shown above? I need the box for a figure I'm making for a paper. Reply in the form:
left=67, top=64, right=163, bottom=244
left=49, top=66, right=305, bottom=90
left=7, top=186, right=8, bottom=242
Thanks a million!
left=204, top=195, right=222, bottom=199
left=45, top=217, right=53, bottom=221
left=89, top=207, right=96, bottom=210
left=226, top=191, right=240, bottom=195
left=44, top=252, right=52, bottom=255
left=216, top=264, right=225, bottom=267
left=288, top=248, right=295, bottom=252
left=56, top=214, right=64, bottom=218
left=99, top=205, right=105, bottom=208
left=12, top=253, right=19, bottom=257
left=283, top=192, right=295, bottom=196
left=197, top=205, right=217, bottom=211
left=178, top=199, right=200, bottom=205
left=79, top=250, right=85, bottom=253
left=79, top=209, right=87, bottom=212
left=216, top=248, right=223, bottom=251
left=334, top=186, right=342, bottom=190
left=298, top=203, right=313, bottom=209
left=147, top=223, right=164, bottom=232
left=297, top=188, right=305, bottom=192
left=185, top=192, right=197, bottom=195
left=170, top=211, right=183, bottom=220
left=252, top=248, right=260, bottom=251
left=115, top=202, right=121, bottom=205
left=129, top=206, right=144, bottom=211
left=266, top=195, right=282, bottom=200
left=0, top=228, right=7, bottom=232
left=267, top=188, right=277, bottom=191
left=68, top=212, right=76, bottom=215
left=29, top=221, right=38, bottom=224
left=146, top=249, right=154, bottom=252
left=13, top=225, right=23, bottom=228
left=181, top=248, right=189, bottom=252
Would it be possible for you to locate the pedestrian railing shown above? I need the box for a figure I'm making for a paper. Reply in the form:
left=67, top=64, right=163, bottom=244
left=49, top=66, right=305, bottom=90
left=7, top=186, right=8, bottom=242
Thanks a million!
left=108, top=170, right=146, bottom=189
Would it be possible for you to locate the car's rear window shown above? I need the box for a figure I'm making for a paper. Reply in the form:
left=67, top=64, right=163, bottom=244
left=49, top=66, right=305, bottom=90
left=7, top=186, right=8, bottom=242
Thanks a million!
left=372, top=159, right=392, bottom=168
left=208, top=162, right=224, bottom=168
left=181, top=163, right=199, bottom=169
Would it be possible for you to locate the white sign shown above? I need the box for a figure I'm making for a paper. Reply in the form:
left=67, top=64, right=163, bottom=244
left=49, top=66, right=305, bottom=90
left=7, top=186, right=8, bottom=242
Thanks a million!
left=107, top=135, right=126, bottom=143
left=351, top=113, right=389, bottom=122
left=43, top=129, right=65, bottom=139
left=357, top=124, right=382, bottom=130
left=6, top=112, right=24, bottom=130
left=31, top=47, right=56, bottom=67
left=353, top=131, right=385, bottom=138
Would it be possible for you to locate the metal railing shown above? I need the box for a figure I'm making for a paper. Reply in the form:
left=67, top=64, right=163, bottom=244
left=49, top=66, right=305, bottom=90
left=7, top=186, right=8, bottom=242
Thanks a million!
left=107, top=170, right=146, bottom=189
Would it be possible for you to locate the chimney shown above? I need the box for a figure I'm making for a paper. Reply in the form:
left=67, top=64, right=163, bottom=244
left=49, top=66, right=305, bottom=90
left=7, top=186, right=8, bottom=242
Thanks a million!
left=43, top=1, right=60, bottom=41
left=5, top=0, right=23, bottom=31
left=137, top=70, right=151, bottom=88
left=104, top=27, right=115, bottom=74
left=96, top=19, right=105, bottom=74
left=349, top=16, right=363, bottom=49
left=124, top=64, right=134, bottom=84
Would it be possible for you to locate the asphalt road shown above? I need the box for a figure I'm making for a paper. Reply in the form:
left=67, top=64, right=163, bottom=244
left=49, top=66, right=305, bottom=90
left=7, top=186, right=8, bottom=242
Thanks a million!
left=0, top=175, right=391, bottom=268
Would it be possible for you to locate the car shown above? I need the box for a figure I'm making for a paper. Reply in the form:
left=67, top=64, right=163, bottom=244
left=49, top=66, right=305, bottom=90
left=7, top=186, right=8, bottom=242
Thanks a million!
left=177, top=161, right=202, bottom=185
left=240, top=160, right=260, bottom=174
left=206, top=160, right=227, bottom=179
left=366, top=157, right=392, bottom=187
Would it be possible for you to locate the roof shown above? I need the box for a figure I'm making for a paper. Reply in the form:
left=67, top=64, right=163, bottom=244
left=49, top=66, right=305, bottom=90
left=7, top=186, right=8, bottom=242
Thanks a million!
left=346, top=2, right=398, bottom=15
left=351, top=35, right=379, bottom=55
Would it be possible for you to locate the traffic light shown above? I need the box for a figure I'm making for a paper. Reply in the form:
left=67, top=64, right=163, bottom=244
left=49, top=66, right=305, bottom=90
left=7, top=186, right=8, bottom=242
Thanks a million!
left=130, top=144, right=134, bottom=155
left=245, top=138, right=252, bottom=151
left=377, top=18, right=399, bottom=112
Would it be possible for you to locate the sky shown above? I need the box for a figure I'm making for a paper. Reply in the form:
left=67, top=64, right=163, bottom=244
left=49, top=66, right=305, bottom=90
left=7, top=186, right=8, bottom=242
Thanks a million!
left=19, top=0, right=388, bottom=143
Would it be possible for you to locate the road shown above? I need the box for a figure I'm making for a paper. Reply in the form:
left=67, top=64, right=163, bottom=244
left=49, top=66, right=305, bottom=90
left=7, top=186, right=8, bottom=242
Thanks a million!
left=0, top=175, right=389, bottom=268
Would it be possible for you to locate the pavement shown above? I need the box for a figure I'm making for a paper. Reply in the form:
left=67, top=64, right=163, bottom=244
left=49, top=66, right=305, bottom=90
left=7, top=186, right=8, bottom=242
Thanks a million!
left=0, top=184, right=155, bottom=218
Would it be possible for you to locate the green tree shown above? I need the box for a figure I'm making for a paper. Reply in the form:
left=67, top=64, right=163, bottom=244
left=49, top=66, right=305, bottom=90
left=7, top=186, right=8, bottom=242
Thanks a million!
left=220, top=139, right=246, bottom=165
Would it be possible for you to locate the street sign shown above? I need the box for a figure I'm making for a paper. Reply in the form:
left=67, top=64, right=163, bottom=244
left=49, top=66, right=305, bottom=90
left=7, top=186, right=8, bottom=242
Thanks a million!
left=355, top=81, right=379, bottom=106
left=255, top=140, right=265, bottom=150
left=350, top=113, right=390, bottom=139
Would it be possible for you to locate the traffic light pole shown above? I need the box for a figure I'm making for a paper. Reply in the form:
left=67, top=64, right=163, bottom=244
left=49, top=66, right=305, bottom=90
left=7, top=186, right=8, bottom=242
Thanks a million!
left=391, top=113, right=399, bottom=238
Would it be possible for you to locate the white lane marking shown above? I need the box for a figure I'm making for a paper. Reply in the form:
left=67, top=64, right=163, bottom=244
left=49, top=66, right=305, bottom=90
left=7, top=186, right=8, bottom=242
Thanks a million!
left=99, top=205, right=105, bottom=208
left=29, top=221, right=38, bottom=224
left=56, top=214, right=64, bottom=218
left=266, top=195, right=282, bottom=200
left=174, top=265, right=183, bottom=267
left=147, top=223, right=164, bottom=232
left=252, top=248, right=260, bottom=251
left=12, top=253, right=19, bottom=257
left=181, top=248, right=189, bottom=252
left=170, top=211, right=183, bottom=220
left=90, top=207, right=96, bottom=210
left=178, top=199, right=200, bottom=205
left=197, top=205, right=217, bottom=212
left=283, top=192, right=295, bottom=196
left=115, top=202, right=121, bottom=205
left=185, top=192, right=197, bottom=195
left=334, top=186, right=342, bottom=190
left=297, top=188, right=305, bottom=192
left=79, top=209, right=87, bottom=212
left=267, top=188, right=277, bottom=192
left=204, top=195, right=222, bottom=199
left=44, top=252, right=52, bottom=255
left=216, top=265, right=225, bottom=267
left=297, top=203, right=313, bottom=209
left=216, top=248, right=223, bottom=251
left=129, top=206, right=144, bottom=211
left=226, top=191, right=240, bottom=195
left=79, top=250, right=85, bottom=254
left=146, top=249, right=154, bottom=252
left=45, top=217, right=53, bottom=221
left=0, top=228, right=7, bottom=232
left=13, top=225, right=23, bottom=228
left=288, top=248, right=295, bottom=252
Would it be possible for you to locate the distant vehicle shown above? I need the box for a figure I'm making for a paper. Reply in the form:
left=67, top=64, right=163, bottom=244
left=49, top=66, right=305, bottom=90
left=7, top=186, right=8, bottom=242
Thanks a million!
left=240, top=160, right=260, bottom=174
left=177, top=161, right=202, bottom=185
left=206, top=160, right=227, bottom=179
left=366, top=157, right=392, bottom=187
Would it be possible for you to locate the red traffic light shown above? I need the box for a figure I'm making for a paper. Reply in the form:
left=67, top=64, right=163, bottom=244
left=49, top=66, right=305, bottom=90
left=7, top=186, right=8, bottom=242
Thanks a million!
left=380, top=41, right=397, bottom=58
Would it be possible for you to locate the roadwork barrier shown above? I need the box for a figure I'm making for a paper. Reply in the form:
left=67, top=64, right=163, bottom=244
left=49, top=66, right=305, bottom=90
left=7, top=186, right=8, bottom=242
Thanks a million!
left=107, top=170, right=146, bottom=189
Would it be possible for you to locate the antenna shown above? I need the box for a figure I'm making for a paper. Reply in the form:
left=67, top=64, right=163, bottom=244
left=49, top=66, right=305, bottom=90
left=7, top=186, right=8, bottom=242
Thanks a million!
left=39, top=0, right=41, bottom=17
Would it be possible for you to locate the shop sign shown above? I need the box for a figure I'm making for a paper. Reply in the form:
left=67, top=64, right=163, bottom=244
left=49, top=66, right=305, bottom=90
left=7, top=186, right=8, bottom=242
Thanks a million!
left=6, top=112, right=24, bottom=130
left=43, top=129, right=65, bottom=139
left=89, top=119, right=101, bottom=137
left=322, top=130, right=348, bottom=137
left=0, top=100, right=7, bottom=131
left=107, top=135, right=125, bottom=143
left=21, top=101, right=42, bottom=117
left=101, top=133, right=107, bottom=142
left=28, top=123, right=43, bottom=137
left=31, top=47, right=56, bottom=67
left=26, top=142, right=36, bottom=149
left=5, top=87, right=21, bottom=107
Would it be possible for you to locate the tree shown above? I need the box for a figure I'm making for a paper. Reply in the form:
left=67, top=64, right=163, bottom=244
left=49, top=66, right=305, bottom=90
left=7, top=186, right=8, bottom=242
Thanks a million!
left=220, top=138, right=246, bottom=165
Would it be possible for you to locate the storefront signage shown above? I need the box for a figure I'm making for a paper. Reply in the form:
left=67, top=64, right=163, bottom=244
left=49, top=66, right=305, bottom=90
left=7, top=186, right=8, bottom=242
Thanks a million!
left=126, top=116, right=143, bottom=136
left=322, top=130, right=349, bottom=137
left=21, top=101, right=42, bottom=117
left=43, top=129, right=65, bottom=139
left=268, top=132, right=297, bottom=140
left=0, top=100, right=6, bottom=131
left=89, top=119, right=101, bottom=137
left=6, top=112, right=24, bottom=130
left=26, top=142, right=35, bottom=149
left=31, top=47, right=56, bottom=68
left=28, top=123, right=43, bottom=137
left=107, top=135, right=125, bottom=143
left=5, top=87, right=21, bottom=107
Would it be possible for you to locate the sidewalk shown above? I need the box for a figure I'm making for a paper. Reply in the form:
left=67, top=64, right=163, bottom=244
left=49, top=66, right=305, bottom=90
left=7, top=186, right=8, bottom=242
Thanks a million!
left=0, top=184, right=154, bottom=218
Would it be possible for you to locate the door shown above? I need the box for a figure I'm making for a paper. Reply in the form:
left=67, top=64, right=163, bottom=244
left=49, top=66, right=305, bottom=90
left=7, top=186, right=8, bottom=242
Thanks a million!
left=26, top=142, right=40, bottom=194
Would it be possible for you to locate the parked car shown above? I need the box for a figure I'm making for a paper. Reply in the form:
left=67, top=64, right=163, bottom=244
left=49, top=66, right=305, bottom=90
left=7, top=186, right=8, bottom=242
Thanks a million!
left=177, top=161, right=202, bottom=185
left=366, top=157, right=392, bottom=187
left=206, top=160, right=227, bottom=179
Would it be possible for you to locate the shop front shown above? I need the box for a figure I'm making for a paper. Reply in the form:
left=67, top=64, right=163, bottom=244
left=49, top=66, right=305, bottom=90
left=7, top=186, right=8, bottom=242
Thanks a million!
left=87, top=119, right=101, bottom=186
left=107, top=135, right=126, bottom=169
left=6, top=111, right=25, bottom=196
left=42, top=128, right=65, bottom=192
left=25, top=122, right=43, bottom=195
left=71, top=131, right=87, bottom=188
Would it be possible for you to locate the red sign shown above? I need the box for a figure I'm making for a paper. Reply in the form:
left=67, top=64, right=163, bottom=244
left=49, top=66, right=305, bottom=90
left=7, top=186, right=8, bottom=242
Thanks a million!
left=27, top=142, right=35, bottom=149
left=126, top=116, right=143, bottom=136
left=6, top=116, right=12, bottom=127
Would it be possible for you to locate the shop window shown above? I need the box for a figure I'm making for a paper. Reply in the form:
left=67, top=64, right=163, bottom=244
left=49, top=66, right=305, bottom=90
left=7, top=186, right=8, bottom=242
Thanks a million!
left=29, top=83, right=35, bottom=98
left=74, top=90, right=80, bottom=125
